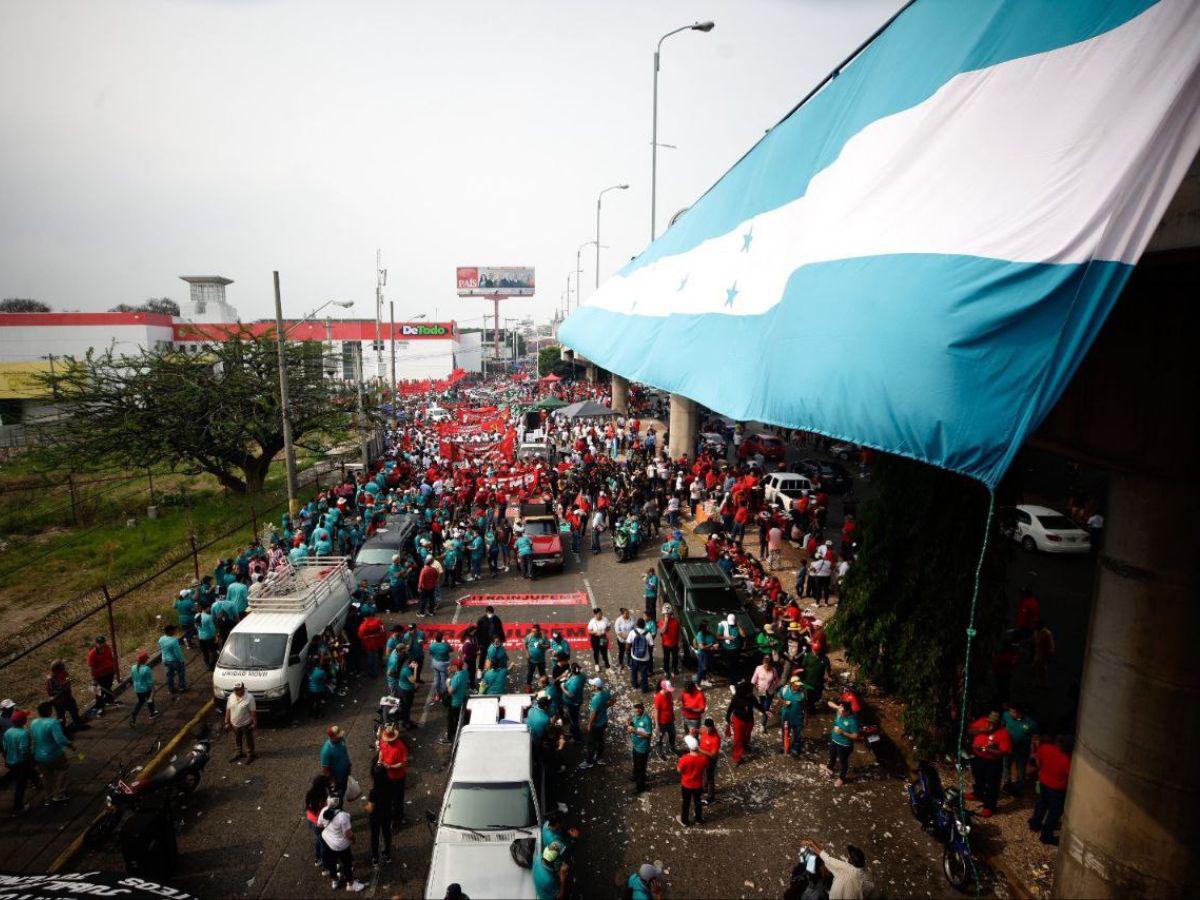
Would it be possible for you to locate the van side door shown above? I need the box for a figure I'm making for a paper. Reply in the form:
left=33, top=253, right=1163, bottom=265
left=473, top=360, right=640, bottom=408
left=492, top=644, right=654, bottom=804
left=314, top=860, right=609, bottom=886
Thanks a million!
left=287, top=623, right=309, bottom=697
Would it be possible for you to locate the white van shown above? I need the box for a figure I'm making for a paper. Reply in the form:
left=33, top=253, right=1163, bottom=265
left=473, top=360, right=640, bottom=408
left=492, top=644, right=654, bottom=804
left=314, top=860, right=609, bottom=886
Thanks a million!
left=211, top=557, right=354, bottom=717
left=763, top=472, right=813, bottom=505
left=425, top=694, right=543, bottom=900
left=426, top=406, right=452, bottom=423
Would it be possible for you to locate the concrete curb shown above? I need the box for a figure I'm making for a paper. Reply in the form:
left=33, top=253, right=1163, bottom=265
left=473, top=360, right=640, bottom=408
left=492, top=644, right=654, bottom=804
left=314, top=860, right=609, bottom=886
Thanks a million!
left=48, top=698, right=216, bottom=873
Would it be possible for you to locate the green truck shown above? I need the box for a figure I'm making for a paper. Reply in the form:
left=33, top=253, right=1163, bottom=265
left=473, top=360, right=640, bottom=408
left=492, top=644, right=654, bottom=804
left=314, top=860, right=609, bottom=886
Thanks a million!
left=656, top=558, right=760, bottom=676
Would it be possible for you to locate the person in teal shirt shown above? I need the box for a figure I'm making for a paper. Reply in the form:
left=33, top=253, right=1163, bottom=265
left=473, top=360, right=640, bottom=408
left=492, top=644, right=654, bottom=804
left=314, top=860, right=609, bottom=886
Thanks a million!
left=626, top=864, right=662, bottom=900
left=628, top=701, right=653, bottom=792
left=129, top=652, right=159, bottom=724
left=486, top=636, right=509, bottom=672
left=405, top=625, right=426, bottom=684
left=524, top=625, right=551, bottom=688
left=562, top=666, right=585, bottom=742
left=527, top=695, right=552, bottom=743
left=30, top=703, right=73, bottom=802
left=827, top=696, right=859, bottom=786
left=544, top=674, right=563, bottom=717
left=582, top=678, right=612, bottom=768
left=225, top=578, right=250, bottom=618
left=532, top=841, right=567, bottom=900
left=289, top=542, right=309, bottom=563
left=4, top=711, right=33, bottom=813
left=659, top=537, right=682, bottom=560
left=779, top=676, right=806, bottom=758
left=428, top=634, right=452, bottom=696
left=1002, top=702, right=1038, bottom=795
left=393, top=659, right=417, bottom=727
left=716, top=614, right=744, bottom=652
left=386, top=647, right=405, bottom=695
left=444, top=662, right=469, bottom=744
left=174, top=590, right=197, bottom=646
left=480, top=659, right=506, bottom=695
left=550, top=632, right=571, bottom=663
left=319, top=727, right=352, bottom=792
left=307, top=663, right=328, bottom=714
left=158, top=625, right=186, bottom=693
left=515, top=533, right=534, bottom=578
left=468, top=533, right=485, bottom=581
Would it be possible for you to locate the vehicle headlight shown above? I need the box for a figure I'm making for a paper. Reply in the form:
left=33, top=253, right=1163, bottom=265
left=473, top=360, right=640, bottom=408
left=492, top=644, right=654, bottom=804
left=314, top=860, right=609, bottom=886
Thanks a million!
left=262, top=685, right=288, bottom=699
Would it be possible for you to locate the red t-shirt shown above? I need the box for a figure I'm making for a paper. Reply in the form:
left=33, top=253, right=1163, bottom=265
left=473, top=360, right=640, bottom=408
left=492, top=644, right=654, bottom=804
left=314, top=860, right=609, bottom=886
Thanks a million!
left=378, top=738, right=409, bottom=780
left=659, top=617, right=680, bottom=648
left=1034, top=743, right=1071, bottom=790
left=1016, top=596, right=1040, bottom=631
left=970, top=720, right=1013, bottom=760
left=681, top=689, right=706, bottom=718
left=654, top=691, right=675, bottom=724
left=699, top=731, right=721, bottom=758
left=677, top=752, right=708, bottom=789
left=418, top=565, right=440, bottom=591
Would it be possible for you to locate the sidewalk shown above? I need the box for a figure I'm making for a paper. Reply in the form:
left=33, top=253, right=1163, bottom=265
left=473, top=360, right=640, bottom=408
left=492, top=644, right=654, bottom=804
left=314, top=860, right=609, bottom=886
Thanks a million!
left=0, top=645, right=212, bottom=872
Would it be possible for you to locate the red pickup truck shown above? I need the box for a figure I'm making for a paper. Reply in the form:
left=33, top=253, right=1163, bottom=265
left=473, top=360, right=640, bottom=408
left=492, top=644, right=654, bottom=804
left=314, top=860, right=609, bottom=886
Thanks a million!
left=520, top=503, right=565, bottom=573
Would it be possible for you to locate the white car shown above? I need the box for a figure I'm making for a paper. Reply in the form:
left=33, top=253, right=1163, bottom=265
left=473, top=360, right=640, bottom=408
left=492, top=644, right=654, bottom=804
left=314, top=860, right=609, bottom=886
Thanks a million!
left=1004, top=505, right=1091, bottom=554
left=762, top=472, right=813, bottom=506
left=425, top=694, right=543, bottom=899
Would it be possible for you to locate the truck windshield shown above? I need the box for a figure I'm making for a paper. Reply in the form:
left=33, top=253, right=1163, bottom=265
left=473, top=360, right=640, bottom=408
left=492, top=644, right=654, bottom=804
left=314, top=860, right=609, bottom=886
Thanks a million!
left=523, top=520, right=556, bottom=536
left=442, top=781, right=536, bottom=829
left=217, top=633, right=288, bottom=670
left=355, top=548, right=396, bottom=565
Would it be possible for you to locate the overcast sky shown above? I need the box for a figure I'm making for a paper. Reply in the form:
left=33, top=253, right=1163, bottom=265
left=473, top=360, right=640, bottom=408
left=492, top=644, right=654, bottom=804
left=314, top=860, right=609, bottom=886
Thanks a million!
left=0, top=0, right=901, bottom=327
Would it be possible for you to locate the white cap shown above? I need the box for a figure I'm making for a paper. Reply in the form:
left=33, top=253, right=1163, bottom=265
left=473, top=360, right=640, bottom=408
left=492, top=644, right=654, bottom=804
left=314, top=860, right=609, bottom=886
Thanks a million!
left=639, top=863, right=663, bottom=881
left=588, top=677, right=604, bottom=688
left=726, top=613, right=736, bottom=625
left=684, top=735, right=699, bottom=751
left=0, top=698, right=15, bottom=711
left=179, top=589, right=190, bottom=597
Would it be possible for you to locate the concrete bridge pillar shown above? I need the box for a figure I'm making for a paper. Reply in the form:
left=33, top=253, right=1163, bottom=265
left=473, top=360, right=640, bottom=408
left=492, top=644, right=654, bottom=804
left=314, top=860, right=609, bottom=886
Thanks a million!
left=667, top=393, right=697, bottom=460
left=611, top=375, right=629, bottom=414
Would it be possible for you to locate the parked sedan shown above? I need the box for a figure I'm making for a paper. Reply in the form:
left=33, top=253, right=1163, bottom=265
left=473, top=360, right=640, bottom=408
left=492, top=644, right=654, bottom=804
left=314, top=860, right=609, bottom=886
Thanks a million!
left=1002, top=505, right=1091, bottom=554
left=797, top=458, right=854, bottom=494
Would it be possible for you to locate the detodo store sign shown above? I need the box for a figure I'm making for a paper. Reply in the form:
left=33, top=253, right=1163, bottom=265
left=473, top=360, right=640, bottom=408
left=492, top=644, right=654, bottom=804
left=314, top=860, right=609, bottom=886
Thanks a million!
left=400, top=323, right=450, bottom=337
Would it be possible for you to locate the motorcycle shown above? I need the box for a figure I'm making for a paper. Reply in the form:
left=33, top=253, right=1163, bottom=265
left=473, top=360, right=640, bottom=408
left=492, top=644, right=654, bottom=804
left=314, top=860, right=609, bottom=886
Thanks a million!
left=839, top=687, right=886, bottom=766
left=907, top=760, right=978, bottom=893
left=612, top=527, right=632, bottom=563
left=85, top=738, right=212, bottom=844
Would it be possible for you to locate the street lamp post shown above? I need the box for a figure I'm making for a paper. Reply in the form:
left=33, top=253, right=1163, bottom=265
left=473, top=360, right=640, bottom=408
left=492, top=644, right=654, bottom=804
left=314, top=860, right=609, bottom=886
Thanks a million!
left=272, top=272, right=353, bottom=517
left=596, top=184, right=629, bottom=289
left=651, top=20, right=714, bottom=242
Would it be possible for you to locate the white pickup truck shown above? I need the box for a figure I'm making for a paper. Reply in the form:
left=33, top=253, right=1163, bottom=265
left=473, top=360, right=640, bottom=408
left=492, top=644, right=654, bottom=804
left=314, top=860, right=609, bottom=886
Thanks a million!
left=424, top=694, right=545, bottom=899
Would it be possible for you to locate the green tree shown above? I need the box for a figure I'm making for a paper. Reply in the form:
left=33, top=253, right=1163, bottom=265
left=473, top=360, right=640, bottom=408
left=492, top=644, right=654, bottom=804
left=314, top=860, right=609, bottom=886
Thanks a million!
left=0, top=297, right=50, bottom=313
left=33, top=328, right=368, bottom=494
left=537, top=345, right=562, bottom=375
left=829, top=454, right=1009, bottom=751
left=109, top=298, right=180, bottom=316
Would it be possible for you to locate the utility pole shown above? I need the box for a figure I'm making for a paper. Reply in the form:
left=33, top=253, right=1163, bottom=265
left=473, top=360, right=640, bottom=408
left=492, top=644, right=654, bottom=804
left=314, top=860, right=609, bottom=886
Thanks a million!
left=273, top=271, right=300, bottom=517
left=354, top=348, right=369, bottom=467
left=375, top=250, right=386, bottom=389
left=389, top=300, right=397, bottom=427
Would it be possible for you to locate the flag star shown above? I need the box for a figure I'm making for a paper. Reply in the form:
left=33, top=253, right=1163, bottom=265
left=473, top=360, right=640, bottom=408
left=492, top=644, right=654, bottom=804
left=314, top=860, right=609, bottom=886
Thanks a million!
left=741, top=226, right=754, bottom=252
left=678, top=275, right=689, bottom=291
left=725, top=282, right=739, bottom=307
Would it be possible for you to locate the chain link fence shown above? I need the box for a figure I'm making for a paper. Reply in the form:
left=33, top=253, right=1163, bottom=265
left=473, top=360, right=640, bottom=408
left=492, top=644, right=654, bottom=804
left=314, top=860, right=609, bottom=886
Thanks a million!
left=0, top=455, right=352, bottom=705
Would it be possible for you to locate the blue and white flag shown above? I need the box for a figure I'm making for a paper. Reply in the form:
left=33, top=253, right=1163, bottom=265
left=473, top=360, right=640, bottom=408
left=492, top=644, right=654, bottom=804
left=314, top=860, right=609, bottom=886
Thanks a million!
left=560, top=0, right=1200, bottom=487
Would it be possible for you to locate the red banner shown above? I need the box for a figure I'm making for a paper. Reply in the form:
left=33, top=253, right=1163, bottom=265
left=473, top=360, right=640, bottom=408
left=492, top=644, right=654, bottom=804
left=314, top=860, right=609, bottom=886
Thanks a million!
left=456, top=592, right=588, bottom=607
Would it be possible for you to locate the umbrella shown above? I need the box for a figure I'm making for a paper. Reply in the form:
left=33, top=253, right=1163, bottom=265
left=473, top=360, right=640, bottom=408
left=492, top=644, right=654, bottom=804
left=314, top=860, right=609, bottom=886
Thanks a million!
left=531, top=396, right=568, bottom=411
left=692, top=519, right=723, bottom=535
left=539, top=373, right=563, bottom=383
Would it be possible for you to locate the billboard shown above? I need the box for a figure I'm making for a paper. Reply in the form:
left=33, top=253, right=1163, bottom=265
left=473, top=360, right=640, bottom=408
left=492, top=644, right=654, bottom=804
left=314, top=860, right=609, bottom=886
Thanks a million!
left=456, top=266, right=535, bottom=297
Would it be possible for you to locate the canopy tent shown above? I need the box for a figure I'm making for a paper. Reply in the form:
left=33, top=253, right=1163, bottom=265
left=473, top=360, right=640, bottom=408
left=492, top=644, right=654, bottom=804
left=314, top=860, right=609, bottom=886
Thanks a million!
left=556, top=399, right=616, bottom=419
left=558, top=0, right=1200, bottom=488
left=538, top=372, right=563, bottom=383
left=530, top=395, right=568, bottom=411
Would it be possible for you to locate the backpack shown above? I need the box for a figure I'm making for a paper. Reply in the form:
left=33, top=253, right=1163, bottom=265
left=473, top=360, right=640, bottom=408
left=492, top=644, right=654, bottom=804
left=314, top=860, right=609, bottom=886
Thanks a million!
left=630, top=631, right=650, bottom=661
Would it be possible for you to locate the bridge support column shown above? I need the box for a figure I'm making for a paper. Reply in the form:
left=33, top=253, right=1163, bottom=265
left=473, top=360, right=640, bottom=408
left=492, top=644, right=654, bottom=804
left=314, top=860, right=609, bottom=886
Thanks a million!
left=667, top=393, right=697, bottom=460
left=611, top=375, right=629, bottom=414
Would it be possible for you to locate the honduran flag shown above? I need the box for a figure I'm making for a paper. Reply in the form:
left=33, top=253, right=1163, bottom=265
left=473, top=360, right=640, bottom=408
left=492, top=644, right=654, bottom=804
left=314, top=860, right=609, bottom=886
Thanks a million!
left=559, top=0, right=1200, bottom=487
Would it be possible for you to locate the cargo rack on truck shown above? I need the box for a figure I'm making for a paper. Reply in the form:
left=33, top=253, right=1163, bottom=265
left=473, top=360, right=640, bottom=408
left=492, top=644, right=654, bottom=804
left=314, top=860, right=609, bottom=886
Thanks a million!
left=246, top=556, right=352, bottom=614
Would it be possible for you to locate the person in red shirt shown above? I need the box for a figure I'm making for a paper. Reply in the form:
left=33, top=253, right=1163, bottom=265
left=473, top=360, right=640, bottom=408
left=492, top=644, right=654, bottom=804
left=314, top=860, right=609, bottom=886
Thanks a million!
left=733, top=505, right=750, bottom=546
left=658, top=608, right=682, bottom=679
left=417, top=558, right=440, bottom=616
left=698, top=718, right=722, bottom=804
left=1028, top=734, right=1072, bottom=844
left=358, top=615, right=387, bottom=678
left=966, top=710, right=1013, bottom=817
left=653, top=680, right=676, bottom=759
left=87, top=635, right=120, bottom=714
left=1014, top=587, right=1040, bottom=643
left=675, top=735, right=708, bottom=827
left=377, top=725, right=409, bottom=831
left=680, top=678, right=706, bottom=737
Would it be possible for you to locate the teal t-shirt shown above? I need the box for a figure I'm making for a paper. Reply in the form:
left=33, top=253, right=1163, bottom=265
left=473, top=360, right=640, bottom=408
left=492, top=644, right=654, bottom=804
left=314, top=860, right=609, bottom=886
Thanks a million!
left=406, top=630, right=426, bottom=660
left=533, top=858, right=561, bottom=900
left=131, top=663, right=155, bottom=694
left=831, top=713, right=859, bottom=747
left=158, top=635, right=184, bottom=664
left=1003, top=711, right=1038, bottom=748
left=588, top=689, right=611, bottom=728
left=630, top=712, right=653, bottom=753
left=4, top=726, right=30, bottom=766
left=525, top=633, right=549, bottom=663
left=717, top=621, right=742, bottom=650
left=196, top=612, right=217, bottom=641
left=482, top=667, right=507, bottom=695
left=550, top=638, right=570, bottom=661
left=527, top=706, right=551, bottom=741
left=320, top=738, right=350, bottom=779
left=448, top=669, right=469, bottom=707
left=516, top=535, right=534, bottom=557
left=226, top=582, right=250, bottom=615
left=627, top=873, right=653, bottom=900
left=175, top=595, right=196, bottom=625
left=487, top=644, right=509, bottom=669
left=779, top=686, right=806, bottom=724
left=564, top=673, right=584, bottom=704
left=308, top=666, right=328, bottom=695
left=429, top=640, right=451, bottom=663
left=29, top=717, right=69, bottom=763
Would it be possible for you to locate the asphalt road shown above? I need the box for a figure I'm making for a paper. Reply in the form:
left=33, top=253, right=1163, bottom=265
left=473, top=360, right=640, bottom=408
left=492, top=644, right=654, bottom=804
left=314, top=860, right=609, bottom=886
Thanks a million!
left=69, top=524, right=961, bottom=899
